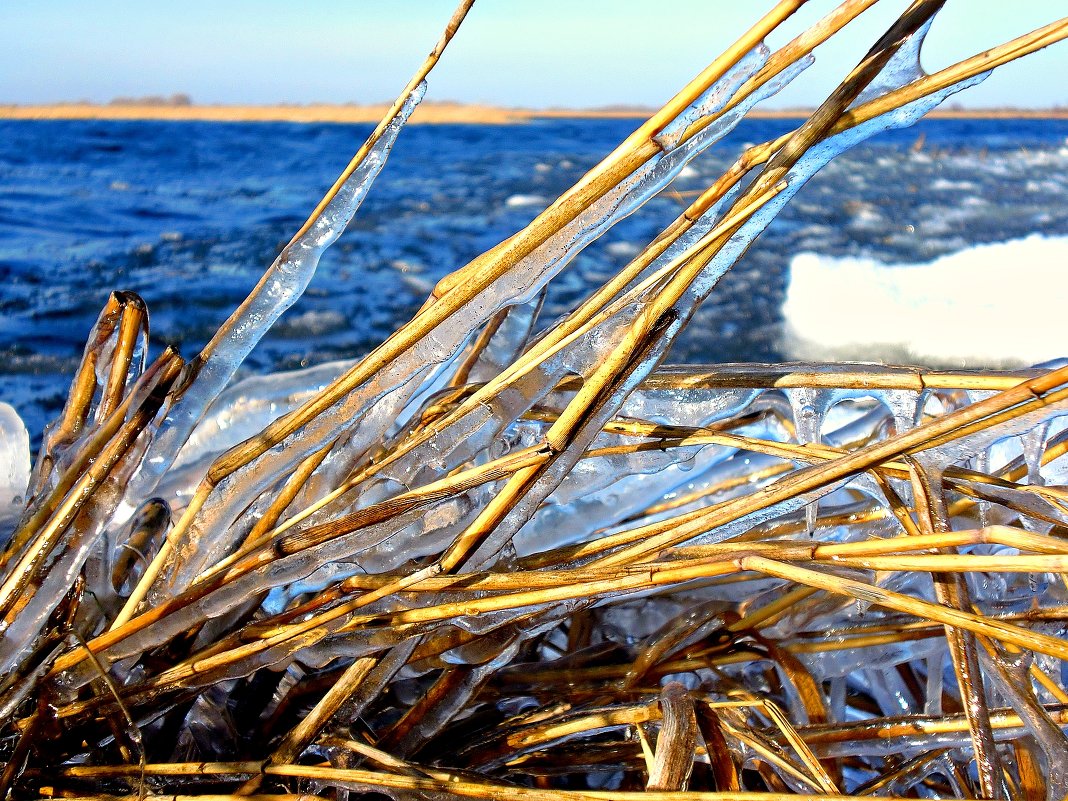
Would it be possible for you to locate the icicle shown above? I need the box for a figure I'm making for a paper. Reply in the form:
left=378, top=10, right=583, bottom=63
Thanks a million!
left=785, top=387, right=834, bottom=535
left=965, top=389, right=999, bottom=527
left=689, top=476, right=851, bottom=550
left=880, top=388, right=923, bottom=436
left=921, top=394, right=1068, bottom=478
left=121, top=84, right=427, bottom=520
left=827, top=676, right=846, bottom=723
left=172, top=681, right=240, bottom=761
left=1021, top=421, right=1050, bottom=487
left=924, top=650, right=944, bottom=715
left=256, top=663, right=306, bottom=728
left=951, top=477, right=1067, bottom=531
left=867, top=667, right=916, bottom=716
left=852, top=19, right=933, bottom=107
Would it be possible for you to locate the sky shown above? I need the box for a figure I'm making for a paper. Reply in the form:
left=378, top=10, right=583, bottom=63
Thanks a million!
left=3, top=1, right=1067, bottom=109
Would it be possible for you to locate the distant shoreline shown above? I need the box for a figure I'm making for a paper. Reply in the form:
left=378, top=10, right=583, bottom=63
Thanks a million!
left=2, top=102, right=1068, bottom=125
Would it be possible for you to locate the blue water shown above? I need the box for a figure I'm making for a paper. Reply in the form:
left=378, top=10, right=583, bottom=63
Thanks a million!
left=3, top=117, right=1068, bottom=438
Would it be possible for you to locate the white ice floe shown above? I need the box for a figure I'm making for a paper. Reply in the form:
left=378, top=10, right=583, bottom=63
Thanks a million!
left=782, top=234, right=1068, bottom=367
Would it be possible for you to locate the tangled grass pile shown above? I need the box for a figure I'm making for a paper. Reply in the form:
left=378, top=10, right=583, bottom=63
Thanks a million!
left=3, top=1, right=1068, bottom=797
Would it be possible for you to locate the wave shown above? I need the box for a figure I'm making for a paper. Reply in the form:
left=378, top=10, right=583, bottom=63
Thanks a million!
left=782, top=234, right=1068, bottom=368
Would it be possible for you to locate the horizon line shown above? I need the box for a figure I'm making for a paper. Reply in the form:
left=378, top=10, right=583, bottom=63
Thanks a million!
left=3, top=99, right=1068, bottom=126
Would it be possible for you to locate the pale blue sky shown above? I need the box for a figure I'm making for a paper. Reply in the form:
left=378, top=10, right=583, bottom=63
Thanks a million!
left=3, top=1, right=1066, bottom=109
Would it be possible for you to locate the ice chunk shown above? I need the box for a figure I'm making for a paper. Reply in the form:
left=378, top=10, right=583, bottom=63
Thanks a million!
left=783, top=236, right=1068, bottom=368
left=0, top=403, right=29, bottom=542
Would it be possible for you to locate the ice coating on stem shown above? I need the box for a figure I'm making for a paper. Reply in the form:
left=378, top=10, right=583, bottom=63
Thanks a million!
left=982, top=647, right=1068, bottom=800
left=465, top=323, right=681, bottom=571
left=509, top=385, right=796, bottom=556
left=576, top=78, right=996, bottom=558
left=158, top=363, right=430, bottom=595
left=0, top=393, right=161, bottom=675
left=636, top=450, right=788, bottom=527
left=852, top=19, right=932, bottom=108
left=460, top=290, right=545, bottom=386
left=289, top=310, right=641, bottom=571
left=23, top=294, right=146, bottom=510
left=153, top=46, right=802, bottom=590
left=654, top=46, right=770, bottom=150
left=171, top=359, right=353, bottom=472
left=144, top=361, right=357, bottom=516
left=616, top=53, right=812, bottom=298
left=680, top=75, right=991, bottom=311
left=300, top=49, right=814, bottom=556
left=690, top=476, right=850, bottom=549
left=62, top=492, right=490, bottom=679
left=317, top=41, right=810, bottom=501
left=527, top=41, right=991, bottom=568
left=122, top=84, right=427, bottom=515
left=513, top=440, right=718, bottom=556
left=364, top=308, right=638, bottom=499
left=619, top=384, right=760, bottom=427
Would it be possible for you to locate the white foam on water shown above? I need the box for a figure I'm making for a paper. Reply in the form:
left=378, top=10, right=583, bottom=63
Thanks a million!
left=504, top=193, right=547, bottom=208
left=606, top=240, right=640, bottom=257
left=782, top=234, right=1068, bottom=368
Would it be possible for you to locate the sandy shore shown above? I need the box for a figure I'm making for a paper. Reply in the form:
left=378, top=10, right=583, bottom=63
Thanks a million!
left=2, top=102, right=1066, bottom=125
left=0, top=102, right=531, bottom=125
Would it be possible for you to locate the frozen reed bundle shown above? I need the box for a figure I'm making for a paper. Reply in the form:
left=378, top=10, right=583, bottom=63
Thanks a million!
left=2, top=0, right=1068, bottom=798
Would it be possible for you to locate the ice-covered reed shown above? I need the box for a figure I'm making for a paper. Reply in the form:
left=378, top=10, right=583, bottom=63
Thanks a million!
left=2, top=1, right=1068, bottom=798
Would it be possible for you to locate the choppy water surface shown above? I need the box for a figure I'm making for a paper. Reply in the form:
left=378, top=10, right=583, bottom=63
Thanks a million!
left=3, top=117, right=1068, bottom=437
